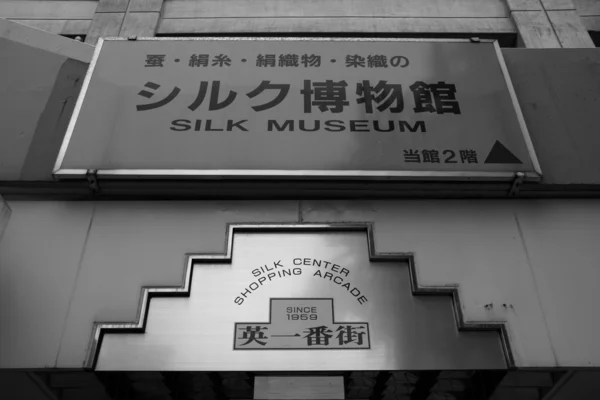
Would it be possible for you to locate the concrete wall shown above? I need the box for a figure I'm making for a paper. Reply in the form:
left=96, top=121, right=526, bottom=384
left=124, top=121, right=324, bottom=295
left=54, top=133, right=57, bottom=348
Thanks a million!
left=1, top=199, right=600, bottom=369
left=0, top=0, right=596, bottom=47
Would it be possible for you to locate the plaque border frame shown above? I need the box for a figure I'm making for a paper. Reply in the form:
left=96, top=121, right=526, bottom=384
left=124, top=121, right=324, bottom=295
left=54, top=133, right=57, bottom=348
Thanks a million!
left=85, top=223, right=514, bottom=370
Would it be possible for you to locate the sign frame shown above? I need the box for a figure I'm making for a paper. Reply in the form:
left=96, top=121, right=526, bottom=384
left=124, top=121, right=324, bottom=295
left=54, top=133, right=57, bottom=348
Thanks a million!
left=53, top=37, right=542, bottom=182
left=85, top=223, right=514, bottom=370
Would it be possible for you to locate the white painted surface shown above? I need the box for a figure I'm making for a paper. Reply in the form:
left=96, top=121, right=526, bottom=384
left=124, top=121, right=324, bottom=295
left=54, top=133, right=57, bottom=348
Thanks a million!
left=515, top=201, right=600, bottom=366
left=2, top=200, right=600, bottom=368
left=0, top=24, right=65, bottom=180
left=0, top=18, right=92, bottom=181
left=0, top=201, right=94, bottom=368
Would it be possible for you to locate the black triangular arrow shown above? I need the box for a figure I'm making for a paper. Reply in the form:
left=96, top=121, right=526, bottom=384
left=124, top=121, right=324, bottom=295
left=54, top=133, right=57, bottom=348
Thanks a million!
left=484, top=140, right=523, bottom=164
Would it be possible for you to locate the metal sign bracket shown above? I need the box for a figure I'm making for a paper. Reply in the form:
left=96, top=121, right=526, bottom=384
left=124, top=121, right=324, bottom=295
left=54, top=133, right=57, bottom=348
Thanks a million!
left=508, top=172, right=525, bottom=196
left=86, top=169, right=100, bottom=193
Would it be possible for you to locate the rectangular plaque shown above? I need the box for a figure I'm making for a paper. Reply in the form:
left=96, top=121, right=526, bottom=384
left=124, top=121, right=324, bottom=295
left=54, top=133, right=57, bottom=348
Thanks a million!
left=234, top=298, right=370, bottom=350
left=94, top=231, right=508, bottom=371
left=55, top=38, right=541, bottom=181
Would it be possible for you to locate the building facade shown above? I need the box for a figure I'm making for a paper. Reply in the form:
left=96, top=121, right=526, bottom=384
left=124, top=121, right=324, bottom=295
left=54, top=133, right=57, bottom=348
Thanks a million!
left=1, top=1, right=600, bottom=399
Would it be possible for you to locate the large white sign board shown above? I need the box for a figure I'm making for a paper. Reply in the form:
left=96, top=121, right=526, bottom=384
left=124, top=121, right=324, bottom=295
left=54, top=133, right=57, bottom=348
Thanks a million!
left=55, top=38, right=541, bottom=181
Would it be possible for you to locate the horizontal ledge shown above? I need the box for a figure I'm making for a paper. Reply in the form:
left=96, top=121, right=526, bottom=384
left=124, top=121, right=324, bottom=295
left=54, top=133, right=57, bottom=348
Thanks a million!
left=2, top=181, right=600, bottom=200
left=158, top=17, right=517, bottom=35
left=582, top=16, right=600, bottom=30
left=163, top=0, right=509, bottom=19
left=8, top=19, right=91, bottom=35
left=53, top=169, right=536, bottom=181
left=158, top=16, right=513, bottom=20
left=7, top=18, right=93, bottom=21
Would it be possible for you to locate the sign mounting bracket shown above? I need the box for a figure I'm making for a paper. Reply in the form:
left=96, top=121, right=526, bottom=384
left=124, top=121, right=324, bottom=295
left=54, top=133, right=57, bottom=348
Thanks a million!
left=86, top=169, right=100, bottom=193
left=509, top=172, right=525, bottom=196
